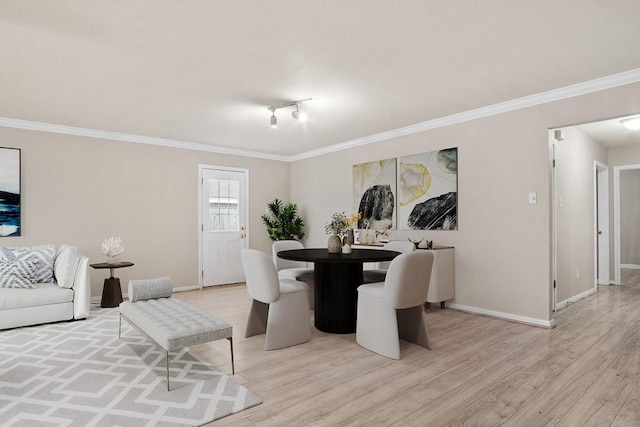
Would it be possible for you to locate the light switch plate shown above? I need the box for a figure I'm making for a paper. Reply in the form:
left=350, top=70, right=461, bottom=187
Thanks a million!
left=529, top=192, right=537, bottom=204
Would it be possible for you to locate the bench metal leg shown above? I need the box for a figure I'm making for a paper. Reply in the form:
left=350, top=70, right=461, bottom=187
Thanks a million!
left=228, top=337, right=235, bottom=375
left=166, top=351, right=170, bottom=391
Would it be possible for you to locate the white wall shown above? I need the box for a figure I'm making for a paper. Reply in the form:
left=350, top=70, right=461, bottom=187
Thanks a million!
left=0, top=126, right=290, bottom=298
left=554, top=127, right=607, bottom=304
left=291, top=82, right=640, bottom=326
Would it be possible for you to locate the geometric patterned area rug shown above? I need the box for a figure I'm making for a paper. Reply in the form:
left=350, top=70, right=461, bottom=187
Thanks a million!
left=0, top=307, right=262, bottom=426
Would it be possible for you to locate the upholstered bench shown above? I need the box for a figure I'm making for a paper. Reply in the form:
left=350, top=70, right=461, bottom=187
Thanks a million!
left=118, top=277, right=234, bottom=391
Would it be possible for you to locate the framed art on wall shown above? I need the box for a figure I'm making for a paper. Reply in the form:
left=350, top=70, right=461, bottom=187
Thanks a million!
left=397, top=147, right=457, bottom=230
left=353, top=158, right=396, bottom=230
left=0, top=147, right=20, bottom=236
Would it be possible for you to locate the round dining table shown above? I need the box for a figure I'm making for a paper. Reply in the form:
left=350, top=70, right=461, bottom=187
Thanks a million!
left=277, top=248, right=400, bottom=334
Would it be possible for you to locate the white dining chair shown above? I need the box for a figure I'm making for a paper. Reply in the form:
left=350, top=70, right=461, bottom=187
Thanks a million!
left=242, top=248, right=311, bottom=350
left=362, top=240, right=416, bottom=284
left=356, top=251, right=434, bottom=360
left=272, top=240, right=315, bottom=308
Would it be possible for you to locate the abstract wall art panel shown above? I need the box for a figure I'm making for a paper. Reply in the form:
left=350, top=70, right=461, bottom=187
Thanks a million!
left=0, top=147, right=20, bottom=236
left=398, top=147, right=457, bottom=230
left=353, top=158, right=396, bottom=230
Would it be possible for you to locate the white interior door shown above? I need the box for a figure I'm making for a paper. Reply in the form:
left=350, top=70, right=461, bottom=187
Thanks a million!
left=200, top=167, right=247, bottom=286
left=595, top=162, right=609, bottom=286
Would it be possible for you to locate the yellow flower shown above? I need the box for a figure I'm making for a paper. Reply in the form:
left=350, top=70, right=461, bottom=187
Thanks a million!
left=347, top=212, right=362, bottom=228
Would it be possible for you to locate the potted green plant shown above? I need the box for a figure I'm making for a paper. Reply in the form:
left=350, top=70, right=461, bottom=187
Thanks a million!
left=261, top=198, right=305, bottom=241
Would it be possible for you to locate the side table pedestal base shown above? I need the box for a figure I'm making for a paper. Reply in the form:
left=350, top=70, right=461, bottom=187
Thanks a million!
left=101, top=277, right=123, bottom=308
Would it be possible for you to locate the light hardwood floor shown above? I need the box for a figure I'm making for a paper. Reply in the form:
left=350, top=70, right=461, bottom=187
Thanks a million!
left=174, top=272, right=640, bottom=426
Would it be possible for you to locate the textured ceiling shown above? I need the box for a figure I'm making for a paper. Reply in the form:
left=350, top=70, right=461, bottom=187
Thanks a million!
left=1, top=1, right=639, bottom=157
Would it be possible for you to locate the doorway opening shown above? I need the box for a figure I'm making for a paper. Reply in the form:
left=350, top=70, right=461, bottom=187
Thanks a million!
left=614, top=164, right=640, bottom=286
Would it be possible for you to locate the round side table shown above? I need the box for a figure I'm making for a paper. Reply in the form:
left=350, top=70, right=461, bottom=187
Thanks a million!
left=90, top=261, right=134, bottom=308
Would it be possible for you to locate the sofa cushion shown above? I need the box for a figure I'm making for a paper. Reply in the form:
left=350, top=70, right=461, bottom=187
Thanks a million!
left=0, top=282, right=74, bottom=310
left=0, top=244, right=56, bottom=283
left=0, top=260, right=38, bottom=288
left=54, top=245, right=81, bottom=289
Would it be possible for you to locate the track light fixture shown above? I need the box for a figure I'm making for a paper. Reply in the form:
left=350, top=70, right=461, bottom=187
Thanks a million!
left=267, top=97, right=312, bottom=128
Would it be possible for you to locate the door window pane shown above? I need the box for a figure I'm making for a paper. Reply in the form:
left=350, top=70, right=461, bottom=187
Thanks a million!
left=208, top=178, right=240, bottom=232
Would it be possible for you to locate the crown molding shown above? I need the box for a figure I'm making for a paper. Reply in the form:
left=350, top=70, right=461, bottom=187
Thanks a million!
left=1, top=68, right=639, bottom=163
left=0, top=117, right=290, bottom=162
left=289, top=67, right=640, bottom=161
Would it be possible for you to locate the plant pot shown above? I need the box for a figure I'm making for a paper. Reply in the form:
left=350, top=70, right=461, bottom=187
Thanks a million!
left=327, top=234, right=342, bottom=253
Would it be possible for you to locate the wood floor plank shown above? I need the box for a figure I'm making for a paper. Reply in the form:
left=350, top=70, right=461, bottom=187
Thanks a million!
left=175, top=270, right=640, bottom=426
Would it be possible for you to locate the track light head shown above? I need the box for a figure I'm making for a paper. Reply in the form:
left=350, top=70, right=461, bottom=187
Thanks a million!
left=270, top=111, right=277, bottom=128
left=292, top=104, right=308, bottom=122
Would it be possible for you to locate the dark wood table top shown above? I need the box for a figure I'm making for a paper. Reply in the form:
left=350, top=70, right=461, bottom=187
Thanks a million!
left=277, top=248, right=399, bottom=263
left=90, top=261, right=134, bottom=269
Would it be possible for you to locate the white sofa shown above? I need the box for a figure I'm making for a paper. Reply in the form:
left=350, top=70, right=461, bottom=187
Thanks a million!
left=0, top=244, right=91, bottom=330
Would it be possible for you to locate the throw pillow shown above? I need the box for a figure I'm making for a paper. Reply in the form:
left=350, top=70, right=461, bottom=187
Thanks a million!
left=54, top=245, right=81, bottom=289
left=128, top=277, right=173, bottom=302
left=0, top=244, right=56, bottom=283
left=0, top=260, right=38, bottom=288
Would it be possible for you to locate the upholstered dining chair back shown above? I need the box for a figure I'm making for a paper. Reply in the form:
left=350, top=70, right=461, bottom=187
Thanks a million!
left=362, top=240, right=417, bottom=284
left=384, top=251, right=434, bottom=309
left=272, top=240, right=307, bottom=270
left=271, top=240, right=315, bottom=309
left=377, top=240, right=416, bottom=270
left=241, top=249, right=280, bottom=304
left=356, top=250, right=435, bottom=359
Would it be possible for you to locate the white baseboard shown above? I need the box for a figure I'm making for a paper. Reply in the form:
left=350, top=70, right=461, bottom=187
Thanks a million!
left=448, top=303, right=554, bottom=329
left=598, top=280, right=617, bottom=286
left=621, top=264, right=640, bottom=270
left=555, top=287, right=597, bottom=311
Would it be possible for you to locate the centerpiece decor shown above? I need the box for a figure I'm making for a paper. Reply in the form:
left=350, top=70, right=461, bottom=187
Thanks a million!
left=325, top=212, right=348, bottom=253
left=101, top=236, right=125, bottom=263
left=345, top=212, right=362, bottom=246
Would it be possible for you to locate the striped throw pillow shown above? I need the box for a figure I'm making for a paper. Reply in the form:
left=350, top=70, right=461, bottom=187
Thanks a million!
left=0, top=260, right=38, bottom=288
left=0, top=244, right=56, bottom=283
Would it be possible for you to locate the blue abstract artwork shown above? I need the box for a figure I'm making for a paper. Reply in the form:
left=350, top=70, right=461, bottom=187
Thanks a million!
left=0, top=147, right=20, bottom=237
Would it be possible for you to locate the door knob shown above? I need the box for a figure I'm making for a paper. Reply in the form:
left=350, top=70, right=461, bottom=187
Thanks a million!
left=598, top=231, right=602, bottom=235
left=240, top=233, right=245, bottom=238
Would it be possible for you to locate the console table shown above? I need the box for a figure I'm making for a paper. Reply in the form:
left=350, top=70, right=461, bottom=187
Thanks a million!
left=90, top=261, right=134, bottom=308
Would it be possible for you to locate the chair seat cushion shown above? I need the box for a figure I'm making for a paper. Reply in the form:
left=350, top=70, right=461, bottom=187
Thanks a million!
left=278, top=268, right=314, bottom=281
left=362, top=269, right=387, bottom=283
left=279, top=278, right=309, bottom=295
left=357, top=282, right=385, bottom=299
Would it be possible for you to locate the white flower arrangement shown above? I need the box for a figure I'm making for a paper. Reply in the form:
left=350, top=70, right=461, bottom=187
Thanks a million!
left=101, top=236, right=125, bottom=258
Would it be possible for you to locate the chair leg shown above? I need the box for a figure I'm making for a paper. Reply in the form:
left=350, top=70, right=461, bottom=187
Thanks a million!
left=166, top=351, right=170, bottom=391
left=356, top=292, right=400, bottom=359
left=265, top=291, right=311, bottom=350
left=228, top=337, right=235, bottom=375
left=244, top=299, right=269, bottom=338
left=397, top=306, right=432, bottom=350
